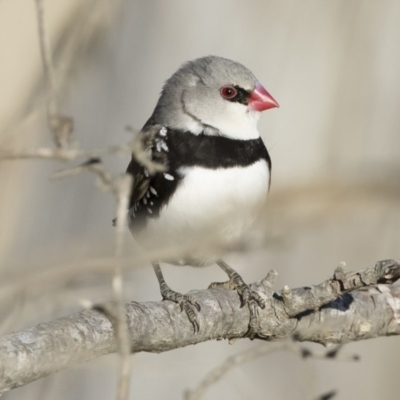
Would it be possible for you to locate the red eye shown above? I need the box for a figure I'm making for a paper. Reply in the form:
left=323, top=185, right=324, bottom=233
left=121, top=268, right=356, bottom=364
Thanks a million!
left=220, top=86, right=237, bottom=99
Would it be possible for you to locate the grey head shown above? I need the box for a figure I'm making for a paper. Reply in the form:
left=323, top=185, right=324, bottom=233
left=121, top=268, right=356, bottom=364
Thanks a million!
left=150, top=56, right=278, bottom=140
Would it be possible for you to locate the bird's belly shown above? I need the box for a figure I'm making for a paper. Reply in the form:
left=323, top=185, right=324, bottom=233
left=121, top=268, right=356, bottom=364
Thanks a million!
left=137, top=160, right=270, bottom=266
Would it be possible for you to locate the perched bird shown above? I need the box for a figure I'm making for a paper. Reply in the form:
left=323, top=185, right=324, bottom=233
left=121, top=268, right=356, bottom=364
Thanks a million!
left=124, top=56, right=278, bottom=331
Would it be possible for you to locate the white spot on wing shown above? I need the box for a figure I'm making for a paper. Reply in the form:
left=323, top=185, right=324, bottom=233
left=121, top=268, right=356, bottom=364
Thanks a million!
left=150, top=187, right=158, bottom=196
left=159, top=126, right=167, bottom=136
left=155, top=136, right=168, bottom=153
left=164, top=173, right=174, bottom=181
left=160, top=141, right=169, bottom=152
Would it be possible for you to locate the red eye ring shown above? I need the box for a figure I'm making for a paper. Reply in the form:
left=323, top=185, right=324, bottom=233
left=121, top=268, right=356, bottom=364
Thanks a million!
left=220, top=86, right=237, bottom=100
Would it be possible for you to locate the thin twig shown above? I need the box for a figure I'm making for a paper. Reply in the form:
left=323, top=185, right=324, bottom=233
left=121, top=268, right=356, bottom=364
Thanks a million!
left=72, top=158, right=134, bottom=400
left=32, top=4, right=135, bottom=397
left=80, top=160, right=133, bottom=400
left=0, top=142, right=134, bottom=162
left=184, top=341, right=356, bottom=400
left=112, top=175, right=133, bottom=400
left=52, top=155, right=134, bottom=400
left=34, top=0, right=73, bottom=148
left=34, top=0, right=57, bottom=120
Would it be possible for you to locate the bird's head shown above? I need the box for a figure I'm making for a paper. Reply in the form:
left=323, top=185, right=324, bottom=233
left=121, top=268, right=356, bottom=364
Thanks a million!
left=152, top=56, right=279, bottom=140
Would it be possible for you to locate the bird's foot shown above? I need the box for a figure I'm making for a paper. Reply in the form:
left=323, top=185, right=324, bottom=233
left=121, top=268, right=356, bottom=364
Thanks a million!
left=161, top=287, right=201, bottom=333
left=210, top=271, right=266, bottom=339
left=209, top=271, right=266, bottom=309
left=246, top=300, right=263, bottom=339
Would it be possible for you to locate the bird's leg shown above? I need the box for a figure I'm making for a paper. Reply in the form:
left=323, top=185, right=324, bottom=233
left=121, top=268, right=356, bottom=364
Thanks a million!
left=210, top=260, right=266, bottom=338
left=210, top=260, right=266, bottom=309
left=152, top=262, right=201, bottom=333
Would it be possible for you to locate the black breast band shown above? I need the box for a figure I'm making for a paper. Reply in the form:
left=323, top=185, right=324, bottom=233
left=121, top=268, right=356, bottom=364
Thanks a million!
left=127, top=127, right=271, bottom=231
left=165, top=130, right=271, bottom=170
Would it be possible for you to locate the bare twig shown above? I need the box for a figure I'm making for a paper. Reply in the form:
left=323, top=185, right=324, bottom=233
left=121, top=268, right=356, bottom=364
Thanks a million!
left=34, top=0, right=73, bottom=148
left=34, top=0, right=57, bottom=121
left=50, top=155, right=134, bottom=400
left=185, top=341, right=354, bottom=400
left=73, top=159, right=133, bottom=400
left=0, top=221, right=257, bottom=301
left=30, top=4, right=151, bottom=399
left=0, top=141, right=134, bottom=162
left=112, top=175, right=133, bottom=400
left=0, top=260, right=399, bottom=394
left=0, top=147, right=79, bottom=161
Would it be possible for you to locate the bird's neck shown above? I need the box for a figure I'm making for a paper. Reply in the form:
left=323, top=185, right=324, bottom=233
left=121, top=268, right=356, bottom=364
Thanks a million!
left=165, top=113, right=261, bottom=140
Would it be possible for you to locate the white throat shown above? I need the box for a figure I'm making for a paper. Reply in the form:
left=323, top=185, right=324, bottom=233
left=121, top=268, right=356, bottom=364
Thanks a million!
left=172, top=106, right=261, bottom=140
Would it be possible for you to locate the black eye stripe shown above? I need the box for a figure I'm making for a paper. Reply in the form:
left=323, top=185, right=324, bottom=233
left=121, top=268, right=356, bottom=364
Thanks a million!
left=226, top=85, right=251, bottom=105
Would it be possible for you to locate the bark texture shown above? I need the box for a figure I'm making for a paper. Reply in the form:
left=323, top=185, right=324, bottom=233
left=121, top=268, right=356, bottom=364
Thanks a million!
left=0, top=260, right=399, bottom=393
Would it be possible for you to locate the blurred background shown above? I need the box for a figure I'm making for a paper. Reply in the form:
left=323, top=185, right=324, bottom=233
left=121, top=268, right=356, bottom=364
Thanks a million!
left=1, top=0, right=400, bottom=399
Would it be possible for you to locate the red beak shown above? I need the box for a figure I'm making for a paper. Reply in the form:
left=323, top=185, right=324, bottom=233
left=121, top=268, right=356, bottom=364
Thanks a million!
left=248, top=82, right=279, bottom=111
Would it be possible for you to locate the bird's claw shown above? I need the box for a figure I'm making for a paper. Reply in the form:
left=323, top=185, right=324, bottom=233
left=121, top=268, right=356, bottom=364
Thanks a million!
left=177, top=294, right=201, bottom=313
left=161, top=288, right=201, bottom=333
left=211, top=272, right=265, bottom=309
left=245, top=300, right=262, bottom=339
left=210, top=271, right=266, bottom=338
left=236, top=283, right=266, bottom=309
left=181, top=301, right=200, bottom=333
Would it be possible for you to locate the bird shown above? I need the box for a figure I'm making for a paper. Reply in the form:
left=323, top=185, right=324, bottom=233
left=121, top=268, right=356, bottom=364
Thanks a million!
left=123, top=56, right=278, bottom=332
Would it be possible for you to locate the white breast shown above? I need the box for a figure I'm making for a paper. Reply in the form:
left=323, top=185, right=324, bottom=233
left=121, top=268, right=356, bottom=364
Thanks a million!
left=137, top=160, right=270, bottom=266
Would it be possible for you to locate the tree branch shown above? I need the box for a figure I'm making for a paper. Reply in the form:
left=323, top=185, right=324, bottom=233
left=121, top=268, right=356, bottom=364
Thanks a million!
left=0, top=260, right=399, bottom=394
